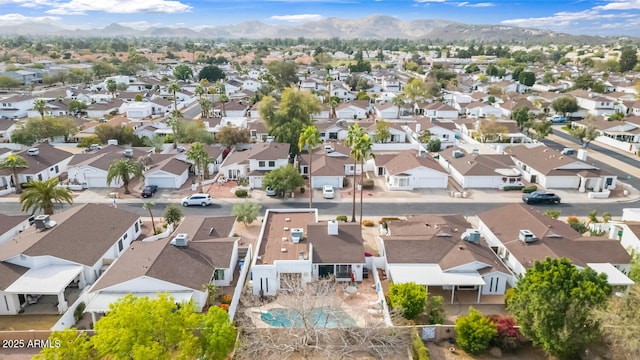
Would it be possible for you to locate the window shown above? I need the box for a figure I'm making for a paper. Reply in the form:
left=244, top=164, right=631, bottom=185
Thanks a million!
left=38, top=174, right=42, bottom=181
left=135, top=222, right=139, bottom=232
left=123, top=233, right=128, bottom=240
left=268, top=161, right=275, bottom=167
left=55, top=165, right=59, bottom=173
left=258, top=161, right=265, bottom=167
left=26, top=176, right=32, bottom=182
left=117, top=239, right=123, bottom=252
left=213, top=269, right=225, bottom=281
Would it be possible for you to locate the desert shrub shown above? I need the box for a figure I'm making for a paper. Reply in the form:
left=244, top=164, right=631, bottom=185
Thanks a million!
left=219, top=304, right=230, bottom=312
left=425, top=295, right=446, bottom=324
left=544, top=209, right=561, bottom=219
left=522, top=185, right=537, bottom=193
left=300, top=187, right=305, bottom=193
left=362, top=219, right=375, bottom=227
left=378, top=217, right=401, bottom=224
left=74, top=302, right=86, bottom=322
left=235, top=189, right=248, bottom=197
left=567, top=216, right=588, bottom=234
left=360, top=178, right=374, bottom=189
left=336, top=215, right=348, bottom=222
left=221, top=294, right=232, bottom=305
left=503, top=185, right=525, bottom=191
left=411, top=330, right=430, bottom=360
left=487, top=314, right=525, bottom=352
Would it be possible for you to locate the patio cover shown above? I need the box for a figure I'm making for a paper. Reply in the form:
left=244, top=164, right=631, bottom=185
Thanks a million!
left=387, top=265, right=486, bottom=287
left=587, top=263, right=635, bottom=286
left=85, top=291, right=194, bottom=313
left=5, top=264, right=83, bottom=294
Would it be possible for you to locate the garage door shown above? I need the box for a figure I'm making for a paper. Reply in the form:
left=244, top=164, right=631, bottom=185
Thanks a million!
left=149, top=177, right=175, bottom=189
left=416, top=177, right=446, bottom=188
left=86, top=176, right=105, bottom=188
left=252, top=176, right=263, bottom=189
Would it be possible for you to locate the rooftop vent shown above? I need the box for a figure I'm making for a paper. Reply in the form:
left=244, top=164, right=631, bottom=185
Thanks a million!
left=291, top=228, right=304, bottom=243
left=327, top=220, right=339, bottom=235
left=123, top=149, right=134, bottom=157
left=34, top=215, right=56, bottom=231
left=173, top=233, right=189, bottom=247
left=27, top=148, right=39, bottom=156
left=453, top=150, right=464, bottom=158
left=461, top=229, right=481, bottom=244
left=519, top=229, right=537, bottom=243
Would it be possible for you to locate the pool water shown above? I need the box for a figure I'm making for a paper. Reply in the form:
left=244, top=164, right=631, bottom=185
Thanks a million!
left=260, top=307, right=356, bottom=328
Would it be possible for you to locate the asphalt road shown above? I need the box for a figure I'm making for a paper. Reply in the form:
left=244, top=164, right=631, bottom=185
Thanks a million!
left=182, top=102, right=201, bottom=120
left=1, top=200, right=635, bottom=219
left=542, top=130, right=640, bottom=189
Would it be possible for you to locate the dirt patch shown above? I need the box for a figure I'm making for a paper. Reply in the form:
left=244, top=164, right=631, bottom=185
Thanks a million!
left=0, top=315, right=60, bottom=331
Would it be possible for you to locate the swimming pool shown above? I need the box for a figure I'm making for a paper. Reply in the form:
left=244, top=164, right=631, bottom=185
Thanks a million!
left=260, top=307, right=356, bottom=328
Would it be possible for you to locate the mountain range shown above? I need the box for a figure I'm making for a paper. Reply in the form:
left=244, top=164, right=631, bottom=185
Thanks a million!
left=0, top=15, right=614, bottom=44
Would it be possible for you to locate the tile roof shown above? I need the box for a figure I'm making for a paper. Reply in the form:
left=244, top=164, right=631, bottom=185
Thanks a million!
left=439, top=147, right=517, bottom=176
left=379, top=150, right=446, bottom=175
left=0, top=204, right=140, bottom=266
left=0, top=143, right=73, bottom=176
left=0, top=214, right=30, bottom=236
left=507, top=144, right=599, bottom=176
left=0, top=262, right=28, bottom=291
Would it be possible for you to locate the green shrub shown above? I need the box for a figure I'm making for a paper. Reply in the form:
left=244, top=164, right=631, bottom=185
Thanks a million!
left=411, top=331, right=430, bottom=360
left=336, top=215, right=348, bottom=222
left=522, top=185, right=537, bottom=193
left=74, top=302, right=86, bottom=322
left=300, top=187, right=305, bottom=193
left=342, top=177, right=350, bottom=187
left=389, top=282, right=427, bottom=320
left=360, top=178, right=375, bottom=189
left=455, top=307, right=497, bottom=355
left=503, top=185, right=525, bottom=191
left=235, top=189, right=248, bottom=197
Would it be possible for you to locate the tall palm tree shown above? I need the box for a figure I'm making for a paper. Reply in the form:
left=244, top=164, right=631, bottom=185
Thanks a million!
left=298, top=125, right=321, bottom=208
left=199, top=97, right=212, bottom=119
left=167, top=111, right=183, bottom=149
left=106, top=158, right=144, bottom=194
left=392, top=95, right=405, bottom=119
left=187, top=142, right=209, bottom=193
left=0, top=154, right=28, bottom=194
left=143, top=201, right=157, bottom=234
left=194, top=84, right=206, bottom=101
left=355, top=134, right=375, bottom=224
left=345, top=123, right=364, bottom=222
left=20, top=177, right=73, bottom=215
left=33, top=98, right=46, bottom=121
left=167, top=81, right=180, bottom=112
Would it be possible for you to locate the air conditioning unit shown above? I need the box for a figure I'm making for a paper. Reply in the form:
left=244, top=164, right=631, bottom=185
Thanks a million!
left=461, top=229, right=481, bottom=244
left=173, top=233, right=189, bottom=247
left=123, top=149, right=134, bottom=157
left=27, top=148, right=39, bottom=156
left=518, top=229, right=537, bottom=243
left=453, top=150, right=464, bottom=158
left=34, top=215, right=57, bottom=231
left=291, top=228, right=304, bottom=243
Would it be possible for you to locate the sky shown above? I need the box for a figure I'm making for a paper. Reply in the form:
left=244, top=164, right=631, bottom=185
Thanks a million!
left=1, top=0, right=640, bottom=37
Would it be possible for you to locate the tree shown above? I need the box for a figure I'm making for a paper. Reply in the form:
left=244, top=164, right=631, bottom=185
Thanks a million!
left=569, top=121, right=599, bottom=148
left=511, top=107, right=532, bottom=133
left=427, top=138, right=441, bottom=152
left=187, top=142, right=209, bottom=193
left=164, top=204, right=183, bottom=226
left=355, top=134, right=375, bottom=224
left=392, top=95, right=405, bottom=118
left=106, top=158, right=144, bottom=194
left=200, top=306, right=237, bottom=360
left=425, top=295, right=446, bottom=324
left=477, top=118, right=508, bottom=143
left=388, top=282, right=427, bottom=320
left=629, top=252, right=640, bottom=283
left=551, top=96, right=578, bottom=117
left=106, top=79, right=117, bottom=98
left=262, top=164, right=304, bottom=198
left=518, top=71, right=536, bottom=87
left=417, top=130, right=432, bottom=144
left=216, top=125, right=251, bottom=149
left=168, top=81, right=181, bottom=112
left=0, top=75, right=23, bottom=89
left=592, top=285, right=640, bottom=360
left=258, top=88, right=321, bottom=154
left=231, top=200, right=261, bottom=226
left=34, top=98, right=46, bottom=121
left=403, top=77, right=429, bottom=107
left=34, top=328, right=95, bottom=360
left=507, top=258, right=611, bottom=359
left=198, top=65, right=226, bottom=83
left=173, top=64, right=193, bottom=81
left=167, top=112, right=184, bottom=149
left=0, top=154, right=28, bottom=193
left=345, top=123, right=365, bottom=222
left=68, top=99, right=87, bottom=116
left=264, top=61, right=298, bottom=89
left=298, top=125, right=321, bottom=208
left=143, top=201, right=157, bottom=234
left=455, top=307, right=497, bottom=355
left=619, top=46, right=638, bottom=72
left=532, top=120, right=553, bottom=140
left=374, top=119, right=390, bottom=143
left=20, top=177, right=73, bottom=215
left=199, top=97, right=212, bottom=118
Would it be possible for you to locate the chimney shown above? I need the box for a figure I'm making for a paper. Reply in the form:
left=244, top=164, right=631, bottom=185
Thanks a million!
left=327, top=220, right=339, bottom=235
left=415, top=123, right=421, bottom=133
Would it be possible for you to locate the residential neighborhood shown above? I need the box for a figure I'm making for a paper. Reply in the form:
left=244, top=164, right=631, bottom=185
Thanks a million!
left=0, top=31, right=639, bottom=360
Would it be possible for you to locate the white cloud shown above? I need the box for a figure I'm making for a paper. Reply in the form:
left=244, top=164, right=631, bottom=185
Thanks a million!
left=0, top=13, right=61, bottom=25
left=45, top=0, right=192, bottom=15
left=415, top=0, right=445, bottom=2
left=501, top=9, right=603, bottom=27
left=456, top=1, right=494, bottom=7
left=269, top=14, right=324, bottom=22
left=596, top=0, right=640, bottom=10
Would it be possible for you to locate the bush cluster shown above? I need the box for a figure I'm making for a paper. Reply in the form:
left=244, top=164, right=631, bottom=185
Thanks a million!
left=362, top=219, right=375, bottom=227
left=522, top=185, right=538, bottom=193
left=360, top=178, right=375, bottom=189
left=235, top=189, right=248, bottom=197
left=221, top=294, right=232, bottom=305
left=336, top=215, right=348, bottom=222
left=411, top=332, right=430, bottom=360
left=503, top=185, right=525, bottom=191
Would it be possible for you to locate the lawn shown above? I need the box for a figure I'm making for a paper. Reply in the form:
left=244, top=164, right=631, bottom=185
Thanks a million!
left=0, top=315, right=60, bottom=331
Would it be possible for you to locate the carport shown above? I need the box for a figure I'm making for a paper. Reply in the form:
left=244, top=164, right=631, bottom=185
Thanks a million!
left=85, top=291, right=194, bottom=324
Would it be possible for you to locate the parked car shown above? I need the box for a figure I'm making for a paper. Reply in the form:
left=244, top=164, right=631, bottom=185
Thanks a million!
left=522, top=191, right=561, bottom=204
left=141, top=185, right=158, bottom=198
left=548, top=115, right=568, bottom=123
left=265, top=187, right=277, bottom=196
left=561, top=148, right=577, bottom=156
left=181, top=193, right=213, bottom=207
left=322, top=185, right=335, bottom=199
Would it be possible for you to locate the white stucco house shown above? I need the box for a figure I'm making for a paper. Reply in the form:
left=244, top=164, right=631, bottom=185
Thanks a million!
left=219, top=142, right=290, bottom=189
left=374, top=150, right=449, bottom=190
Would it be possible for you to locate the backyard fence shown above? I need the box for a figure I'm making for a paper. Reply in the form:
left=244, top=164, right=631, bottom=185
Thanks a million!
left=228, top=245, right=252, bottom=321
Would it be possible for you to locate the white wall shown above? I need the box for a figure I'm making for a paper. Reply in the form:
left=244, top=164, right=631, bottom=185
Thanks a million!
left=481, top=272, right=511, bottom=295
left=0, top=292, right=20, bottom=315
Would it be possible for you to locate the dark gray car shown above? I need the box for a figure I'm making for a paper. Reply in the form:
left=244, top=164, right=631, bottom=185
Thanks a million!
left=522, top=191, right=561, bottom=204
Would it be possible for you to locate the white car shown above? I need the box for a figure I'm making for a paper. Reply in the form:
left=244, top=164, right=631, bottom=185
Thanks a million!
left=322, top=185, right=335, bottom=199
left=181, top=193, right=213, bottom=207
left=265, top=187, right=277, bottom=196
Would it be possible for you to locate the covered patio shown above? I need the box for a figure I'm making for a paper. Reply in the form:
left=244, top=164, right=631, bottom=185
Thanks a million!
left=5, top=264, right=83, bottom=314
left=587, top=263, right=634, bottom=294
left=388, top=264, right=486, bottom=304
left=85, top=291, right=194, bottom=324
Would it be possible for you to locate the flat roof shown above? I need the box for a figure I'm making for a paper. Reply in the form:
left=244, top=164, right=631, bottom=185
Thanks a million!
left=257, top=210, right=316, bottom=265
left=388, top=264, right=486, bottom=286
left=85, top=292, right=193, bottom=313
left=5, top=264, right=83, bottom=294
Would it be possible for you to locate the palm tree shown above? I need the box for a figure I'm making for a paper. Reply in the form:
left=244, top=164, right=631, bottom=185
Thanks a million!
left=199, top=97, right=212, bottom=118
left=220, top=94, right=229, bottom=117
left=187, top=142, right=209, bottom=193
left=20, top=177, right=73, bottom=215
left=0, top=154, right=28, bottom=194
left=143, top=201, right=157, bottom=234
left=194, top=84, right=206, bottom=101
left=167, top=111, right=183, bottom=149
left=33, top=98, right=46, bottom=121
left=298, top=125, right=321, bottom=208
left=345, top=123, right=364, bottom=222
left=106, top=158, right=144, bottom=194
left=167, top=81, right=181, bottom=112
left=392, top=95, right=405, bottom=119
left=355, top=134, right=375, bottom=224
left=329, top=97, right=339, bottom=119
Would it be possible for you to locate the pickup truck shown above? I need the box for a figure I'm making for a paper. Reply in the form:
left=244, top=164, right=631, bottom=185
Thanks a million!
left=548, top=116, right=568, bottom=123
